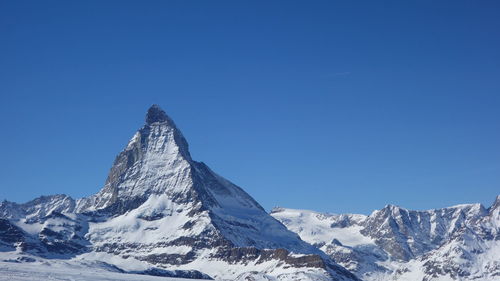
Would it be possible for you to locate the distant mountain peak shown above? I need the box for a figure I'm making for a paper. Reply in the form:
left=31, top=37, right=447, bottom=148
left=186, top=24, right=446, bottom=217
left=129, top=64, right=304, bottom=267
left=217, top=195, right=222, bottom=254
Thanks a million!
left=145, top=104, right=170, bottom=124
left=383, top=204, right=402, bottom=210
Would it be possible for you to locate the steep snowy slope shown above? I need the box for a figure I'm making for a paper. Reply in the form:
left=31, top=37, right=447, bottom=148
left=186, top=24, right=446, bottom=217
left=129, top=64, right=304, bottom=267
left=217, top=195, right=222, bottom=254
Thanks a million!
left=0, top=105, right=358, bottom=281
left=271, top=197, right=500, bottom=281
left=394, top=195, right=500, bottom=281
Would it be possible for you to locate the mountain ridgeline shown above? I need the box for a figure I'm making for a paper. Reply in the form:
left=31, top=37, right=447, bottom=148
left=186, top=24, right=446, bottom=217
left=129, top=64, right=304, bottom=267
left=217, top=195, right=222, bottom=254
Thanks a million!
left=0, top=105, right=498, bottom=281
left=0, top=105, right=358, bottom=281
left=271, top=196, right=500, bottom=281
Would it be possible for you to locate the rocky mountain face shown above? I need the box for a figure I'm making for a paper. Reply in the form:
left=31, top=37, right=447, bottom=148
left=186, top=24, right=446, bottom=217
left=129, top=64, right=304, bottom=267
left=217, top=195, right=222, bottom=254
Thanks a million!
left=271, top=196, right=500, bottom=281
left=0, top=105, right=358, bottom=281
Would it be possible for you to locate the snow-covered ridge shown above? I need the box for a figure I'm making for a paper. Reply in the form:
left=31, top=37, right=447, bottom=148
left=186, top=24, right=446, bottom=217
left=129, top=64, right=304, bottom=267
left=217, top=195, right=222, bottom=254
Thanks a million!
left=271, top=196, right=500, bottom=281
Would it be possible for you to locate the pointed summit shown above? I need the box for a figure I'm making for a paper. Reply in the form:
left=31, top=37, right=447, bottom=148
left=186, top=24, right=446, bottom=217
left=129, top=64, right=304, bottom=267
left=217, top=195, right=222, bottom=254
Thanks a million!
left=4, top=104, right=361, bottom=281
left=146, top=104, right=169, bottom=124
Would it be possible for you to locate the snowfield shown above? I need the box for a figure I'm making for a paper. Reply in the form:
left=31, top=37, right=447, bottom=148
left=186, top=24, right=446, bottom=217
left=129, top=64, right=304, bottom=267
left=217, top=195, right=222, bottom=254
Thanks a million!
left=0, top=260, right=206, bottom=281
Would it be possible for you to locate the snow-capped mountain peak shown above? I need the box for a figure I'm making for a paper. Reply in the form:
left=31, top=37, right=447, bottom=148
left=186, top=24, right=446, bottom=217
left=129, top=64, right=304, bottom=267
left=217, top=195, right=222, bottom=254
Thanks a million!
left=1, top=105, right=359, bottom=281
left=3, top=104, right=496, bottom=280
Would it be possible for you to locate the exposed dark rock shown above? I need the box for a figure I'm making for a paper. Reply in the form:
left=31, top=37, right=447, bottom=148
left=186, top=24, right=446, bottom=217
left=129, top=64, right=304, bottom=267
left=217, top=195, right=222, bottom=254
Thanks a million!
left=146, top=104, right=169, bottom=124
left=0, top=219, right=25, bottom=245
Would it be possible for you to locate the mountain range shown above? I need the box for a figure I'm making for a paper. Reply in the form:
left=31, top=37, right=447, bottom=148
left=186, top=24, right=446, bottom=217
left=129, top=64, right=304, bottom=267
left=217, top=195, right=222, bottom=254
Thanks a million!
left=0, top=105, right=498, bottom=281
left=272, top=195, right=499, bottom=280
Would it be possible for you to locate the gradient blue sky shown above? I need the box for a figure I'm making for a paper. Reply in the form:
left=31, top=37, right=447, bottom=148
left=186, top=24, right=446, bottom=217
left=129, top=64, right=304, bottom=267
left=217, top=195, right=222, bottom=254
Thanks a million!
left=1, top=1, right=499, bottom=214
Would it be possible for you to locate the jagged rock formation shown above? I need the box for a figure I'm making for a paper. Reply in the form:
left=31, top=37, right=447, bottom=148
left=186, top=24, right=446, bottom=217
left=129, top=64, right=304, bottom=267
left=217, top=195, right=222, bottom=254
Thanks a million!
left=271, top=196, right=500, bottom=281
left=0, top=105, right=358, bottom=281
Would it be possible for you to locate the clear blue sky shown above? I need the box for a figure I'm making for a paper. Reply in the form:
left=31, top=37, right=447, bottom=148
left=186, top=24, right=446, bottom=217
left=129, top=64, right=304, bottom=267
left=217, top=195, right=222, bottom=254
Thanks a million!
left=1, top=1, right=499, bottom=214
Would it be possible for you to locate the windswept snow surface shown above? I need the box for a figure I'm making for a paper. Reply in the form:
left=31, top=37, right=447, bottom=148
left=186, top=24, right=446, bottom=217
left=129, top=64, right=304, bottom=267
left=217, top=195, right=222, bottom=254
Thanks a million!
left=0, top=260, right=206, bottom=281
